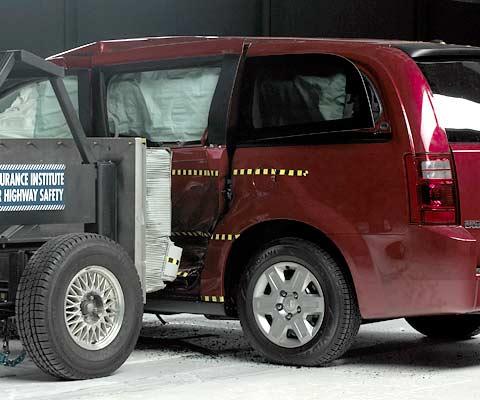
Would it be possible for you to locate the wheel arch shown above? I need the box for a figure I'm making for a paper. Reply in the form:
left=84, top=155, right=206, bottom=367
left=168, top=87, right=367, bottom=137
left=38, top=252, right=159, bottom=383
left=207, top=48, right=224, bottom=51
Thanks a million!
left=224, top=219, right=358, bottom=314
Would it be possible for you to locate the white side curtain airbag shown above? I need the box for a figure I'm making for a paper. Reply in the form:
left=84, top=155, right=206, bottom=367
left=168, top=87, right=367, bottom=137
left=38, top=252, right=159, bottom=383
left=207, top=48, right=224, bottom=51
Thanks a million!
left=107, top=67, right=221, bottom=143
left=0, top=76, right=78, bottom=139
left=297, top=74, right=347, bottom=120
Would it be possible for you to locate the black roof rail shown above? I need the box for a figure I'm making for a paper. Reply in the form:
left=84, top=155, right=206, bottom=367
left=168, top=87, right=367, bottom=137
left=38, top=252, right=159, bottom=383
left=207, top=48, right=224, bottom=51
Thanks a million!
left=393, top=42, right=480, bottom=60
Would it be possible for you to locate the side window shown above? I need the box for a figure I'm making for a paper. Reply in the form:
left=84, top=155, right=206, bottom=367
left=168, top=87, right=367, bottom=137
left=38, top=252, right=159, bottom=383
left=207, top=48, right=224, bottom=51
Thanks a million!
left=0, top=76, right=78, bottom=139
left=238, top=54, right=374, bottom=143
left=107, top=66, right=221, bottom=144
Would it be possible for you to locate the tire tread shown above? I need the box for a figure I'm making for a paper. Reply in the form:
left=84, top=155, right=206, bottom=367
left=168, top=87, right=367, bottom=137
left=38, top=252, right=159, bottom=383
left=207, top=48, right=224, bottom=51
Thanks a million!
left=238, top=237, right=361, bottom=366
left=16, top=233, right=141, bottom=380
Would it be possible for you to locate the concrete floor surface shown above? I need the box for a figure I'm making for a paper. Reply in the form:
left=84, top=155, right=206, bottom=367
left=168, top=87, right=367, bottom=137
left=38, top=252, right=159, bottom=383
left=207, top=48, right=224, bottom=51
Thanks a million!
left=2, top=315, right=480, bottom=400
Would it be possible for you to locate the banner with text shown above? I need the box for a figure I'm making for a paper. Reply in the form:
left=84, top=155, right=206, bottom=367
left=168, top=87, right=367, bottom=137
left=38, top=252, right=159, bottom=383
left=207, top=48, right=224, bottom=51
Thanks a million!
left=0, top=164, right=65, bottom=211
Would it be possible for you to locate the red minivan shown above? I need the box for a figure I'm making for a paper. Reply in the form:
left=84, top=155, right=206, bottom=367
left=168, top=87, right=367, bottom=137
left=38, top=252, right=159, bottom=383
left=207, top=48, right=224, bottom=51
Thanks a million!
left=54, top=37, right=480, bottom=365
left=4, top=37, right=480, bottom=374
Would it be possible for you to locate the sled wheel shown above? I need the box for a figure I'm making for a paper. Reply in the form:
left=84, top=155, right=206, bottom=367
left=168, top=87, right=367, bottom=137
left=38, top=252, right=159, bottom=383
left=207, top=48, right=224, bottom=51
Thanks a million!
left=16, top=233, right=143, bottom=380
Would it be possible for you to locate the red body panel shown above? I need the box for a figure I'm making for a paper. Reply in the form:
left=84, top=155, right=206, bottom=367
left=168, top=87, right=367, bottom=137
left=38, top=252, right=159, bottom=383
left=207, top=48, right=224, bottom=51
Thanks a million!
left=169, top=145, right=229, bottom=291
left=450, top=144, right=480, bottom=269
left=203, top=144, right=477, bottom=318
left=170, top=145, right=228, bottom=234
left=53, top=36, right=480, bottom=318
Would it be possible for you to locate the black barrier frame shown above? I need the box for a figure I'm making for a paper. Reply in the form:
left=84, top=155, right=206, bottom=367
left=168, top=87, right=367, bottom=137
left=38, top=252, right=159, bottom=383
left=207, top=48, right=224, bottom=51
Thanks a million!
left=0, top=50, right=95, bottom=164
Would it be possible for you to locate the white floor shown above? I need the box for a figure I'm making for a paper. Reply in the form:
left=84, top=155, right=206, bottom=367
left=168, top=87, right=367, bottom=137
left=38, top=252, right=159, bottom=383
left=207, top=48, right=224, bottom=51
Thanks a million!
left=2, top=315, right=480, bottom=400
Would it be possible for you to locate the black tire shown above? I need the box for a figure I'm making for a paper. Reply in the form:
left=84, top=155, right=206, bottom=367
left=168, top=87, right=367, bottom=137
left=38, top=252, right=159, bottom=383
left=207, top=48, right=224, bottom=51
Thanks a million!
left=16, top=233, right=143, bottom=380
left=406, top=315, right=480, bottom=340
left=237, top=237, right=361, bottom=366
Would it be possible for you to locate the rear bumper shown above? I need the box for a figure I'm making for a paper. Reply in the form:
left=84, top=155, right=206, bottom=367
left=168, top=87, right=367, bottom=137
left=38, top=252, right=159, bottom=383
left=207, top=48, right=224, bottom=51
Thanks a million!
left=403, top=225, right=479, bottom=316
left=353, top=225, right=480, bottom=319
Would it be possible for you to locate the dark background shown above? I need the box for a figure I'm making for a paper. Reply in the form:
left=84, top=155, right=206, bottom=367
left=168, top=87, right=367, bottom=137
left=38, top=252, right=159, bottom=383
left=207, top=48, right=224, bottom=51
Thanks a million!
left=0, top=0, right=479, bottom=57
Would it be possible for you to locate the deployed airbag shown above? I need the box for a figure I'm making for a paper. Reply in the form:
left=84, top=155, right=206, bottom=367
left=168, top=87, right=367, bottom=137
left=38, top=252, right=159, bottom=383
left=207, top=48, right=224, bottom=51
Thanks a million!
left=107, top=67, right=221, bottom=143
left=0, top=76, right=78, bottom=139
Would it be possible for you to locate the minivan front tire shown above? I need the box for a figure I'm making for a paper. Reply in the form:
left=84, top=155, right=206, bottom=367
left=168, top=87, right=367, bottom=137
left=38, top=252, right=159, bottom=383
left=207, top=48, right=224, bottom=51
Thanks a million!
left=237, top=237, right=361, bottom=366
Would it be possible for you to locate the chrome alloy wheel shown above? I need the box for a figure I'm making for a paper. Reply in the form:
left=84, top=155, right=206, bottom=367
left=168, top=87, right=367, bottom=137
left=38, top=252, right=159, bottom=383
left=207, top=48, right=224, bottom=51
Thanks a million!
left=252, top=262, right=325, bottom=348
left=64, top=266, right=125, bottom=350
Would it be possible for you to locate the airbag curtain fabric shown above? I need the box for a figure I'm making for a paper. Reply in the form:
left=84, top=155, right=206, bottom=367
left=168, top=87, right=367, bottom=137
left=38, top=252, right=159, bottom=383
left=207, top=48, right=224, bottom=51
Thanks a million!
left=107, top=67, right=220, bottom=143
left=254, top=72, right=347, bottom=128
left=0, top=76, right=78, bottom=139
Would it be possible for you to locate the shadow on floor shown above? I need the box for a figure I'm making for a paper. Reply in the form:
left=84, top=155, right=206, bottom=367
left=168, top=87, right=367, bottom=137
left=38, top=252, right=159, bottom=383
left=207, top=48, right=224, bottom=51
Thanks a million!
left=138, top=317, right=480, bottom=370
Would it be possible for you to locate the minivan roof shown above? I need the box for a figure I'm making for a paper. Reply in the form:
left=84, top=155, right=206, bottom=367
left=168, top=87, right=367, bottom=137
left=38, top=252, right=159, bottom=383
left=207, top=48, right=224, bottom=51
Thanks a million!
left=48, top=36, right=480, bottom=66
left=49, top=36, right=480, bottom=60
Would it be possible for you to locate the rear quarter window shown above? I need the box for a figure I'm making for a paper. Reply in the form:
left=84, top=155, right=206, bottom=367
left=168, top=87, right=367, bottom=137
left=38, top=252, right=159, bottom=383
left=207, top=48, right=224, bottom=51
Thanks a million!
left=418, top=60, right=480, bottom=142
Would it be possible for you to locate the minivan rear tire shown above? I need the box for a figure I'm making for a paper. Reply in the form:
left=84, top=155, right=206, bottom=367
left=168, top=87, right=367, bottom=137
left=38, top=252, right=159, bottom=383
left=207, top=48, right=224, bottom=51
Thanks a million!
left=406, top=315, right=480, bottom=340
left=237, top=237, right=361, bottom=366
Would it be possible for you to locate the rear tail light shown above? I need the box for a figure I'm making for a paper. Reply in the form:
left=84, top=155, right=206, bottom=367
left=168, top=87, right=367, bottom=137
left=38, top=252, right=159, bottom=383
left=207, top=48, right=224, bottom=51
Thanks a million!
left=405, top=153, right=458, bottom=225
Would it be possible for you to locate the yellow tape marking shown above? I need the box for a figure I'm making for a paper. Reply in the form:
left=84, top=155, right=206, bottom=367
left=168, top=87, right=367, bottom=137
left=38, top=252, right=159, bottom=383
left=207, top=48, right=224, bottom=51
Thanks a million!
left=172, top=169, right=220, bottom=177
left=172, top=231, right=239, bottom=241
left=171, top=231, right=211, bottom=238
left=167, top=257, right=180, bottom=266
left=233, top=168, right=309, bottom=178
left=210, top=233, right=240, bottom=241
left=201, top=295, right=225, bottom=303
